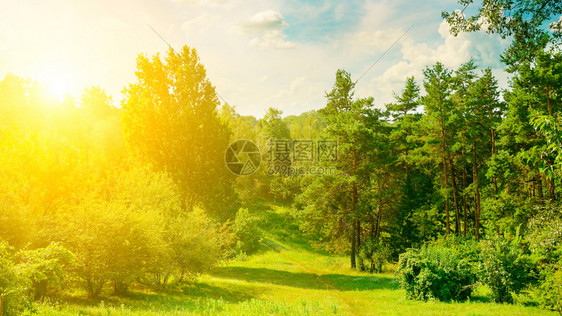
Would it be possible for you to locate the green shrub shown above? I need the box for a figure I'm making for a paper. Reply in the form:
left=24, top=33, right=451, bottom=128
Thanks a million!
left=0, top=241, right=31, bottom=316
left=398, top=243, right=477, bottom=301
left=526, top=203, right=562, bottom=262
left=534, top=260, right=562, bottom=312
left=525, top=204, right=562, bottom=311
left=164, top=208, right=235, bottom=284
left=358, top=238, right=391, bottom=273
left=479, top=236, right=538, bottom=303
left=233, top=208, right=263, bottom=254
left=17, top=243, right=75, bottom=300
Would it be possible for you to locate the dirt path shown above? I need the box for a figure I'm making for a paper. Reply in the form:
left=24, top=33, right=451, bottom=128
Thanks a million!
left=261, top=241, right=360, bottom=315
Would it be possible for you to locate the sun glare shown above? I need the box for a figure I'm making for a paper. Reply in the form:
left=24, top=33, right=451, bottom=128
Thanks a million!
left=44, top=73, right=71, bottom=102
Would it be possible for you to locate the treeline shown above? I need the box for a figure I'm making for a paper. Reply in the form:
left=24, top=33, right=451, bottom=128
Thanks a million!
left=218, top=47, right=562, bottom=310
left=227, top=49, right=561, bottom=260
left=0, top=48, right=263, bottom=314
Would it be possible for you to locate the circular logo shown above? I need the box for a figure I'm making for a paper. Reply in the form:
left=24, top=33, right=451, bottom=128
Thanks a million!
left=225, top=140, right=261, bottom=176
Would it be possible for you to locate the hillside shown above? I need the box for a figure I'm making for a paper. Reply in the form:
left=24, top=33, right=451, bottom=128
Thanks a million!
left=34, top=204, right=553, bottom=316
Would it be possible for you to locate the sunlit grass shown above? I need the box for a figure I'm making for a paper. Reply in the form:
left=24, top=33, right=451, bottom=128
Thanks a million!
left=34, top=204, right=555, bottom=315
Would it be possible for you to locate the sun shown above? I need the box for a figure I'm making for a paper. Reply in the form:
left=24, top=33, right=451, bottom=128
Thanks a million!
left=43, top=71, right=71, bottom=102
left=34, top=59, right=76, bottom=104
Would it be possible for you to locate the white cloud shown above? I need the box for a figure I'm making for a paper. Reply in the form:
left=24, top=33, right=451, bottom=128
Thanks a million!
left=334, top=3, right=348, bottom=21
left=347, top=29, right=407, bottom=54
left=181, top=14, right=217, bottom=36
left=266, top=76, right=306, bottom=102
left=249, top=30, right=294, bottom=49
left=240, top=10, right=288, bottom=33
left=356, top=17, right=509, bottom=108
left=0, top=0, right=511, bottom=117
left=171, top=0, right=230, bottom=6
left=550, top=16, right=562, bottom=33
left=240, top=10, right=295, bottom=49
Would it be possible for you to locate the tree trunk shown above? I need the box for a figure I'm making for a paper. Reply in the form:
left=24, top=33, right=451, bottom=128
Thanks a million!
left=450, top=159, right=461, bottom=235
left=473, top=142, right=481, bottom=240
left=350, top=225, right=356, bottom=269
left=373, top=205, right=381, bottom=241
left=548, top=177, right=555, bottom=201
left=490, top=109, right=498, bottom=199
left=462, top=166, right=469, bottom=238
left=461, top=146, right=468, bottom=237
left=547, top=85, right=552, bottom=116
left=357, top=219, right=365, bottom=271
left=537, top=174, right=544, bottom=200
left=369, top=205, right=375, bottom=240
left=356, top=220, right=361, bottom=250
left=350, top=179, right=358, bottom=269
left=375, top=203, right=383, bottom=240
left=113, top=280, right=129, bottom=296
left=350, top=148, right=358, bottom=269
left=441, top=119, right=450, bottom=235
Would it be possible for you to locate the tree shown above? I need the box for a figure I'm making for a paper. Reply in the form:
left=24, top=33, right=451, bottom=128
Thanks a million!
left=80, top=86, right=117, bottom=120
left=259, top=107, right=291, bottom=141
left=443, top=0, right=562, bottom=67
left=387, top=76, right=421, bottom=178
left=259, top=107, right=292, bottom=177
left=421, top=62, right=455, bottom=235
left=122, top=46, right=235, bottom=213
left=0, top=241, right=31, bottom=316
left=386, top=77, right=433, bottom=252
left=317, top=69, right=380, bottom=268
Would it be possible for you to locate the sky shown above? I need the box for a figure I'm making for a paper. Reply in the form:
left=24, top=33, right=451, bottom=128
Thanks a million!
left=0, top=0, right=514, bottom=117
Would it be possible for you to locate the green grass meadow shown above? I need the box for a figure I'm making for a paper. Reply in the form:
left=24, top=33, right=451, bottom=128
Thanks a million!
left=35, top=205, right=554, bottom=315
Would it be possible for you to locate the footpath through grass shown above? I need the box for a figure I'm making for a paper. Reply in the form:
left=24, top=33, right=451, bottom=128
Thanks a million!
left=36, top=204, right=554, bottom=315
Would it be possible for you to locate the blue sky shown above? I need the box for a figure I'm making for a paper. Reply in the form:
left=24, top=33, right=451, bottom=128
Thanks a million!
left=0, top=0, right=522, bottom=117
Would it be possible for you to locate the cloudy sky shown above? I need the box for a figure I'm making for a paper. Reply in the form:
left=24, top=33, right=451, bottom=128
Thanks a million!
left=0, top=0, right=512, bottom=117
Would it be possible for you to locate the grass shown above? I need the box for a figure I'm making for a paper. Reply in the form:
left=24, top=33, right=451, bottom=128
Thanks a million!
left=35, top=204, right=555, bottom=315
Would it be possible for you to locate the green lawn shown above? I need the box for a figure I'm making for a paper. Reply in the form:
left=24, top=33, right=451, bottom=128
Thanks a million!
left=35, top=204, right=554, bottom=315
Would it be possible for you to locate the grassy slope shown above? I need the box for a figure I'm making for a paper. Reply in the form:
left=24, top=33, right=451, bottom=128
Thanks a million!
left=36, top=204, right=553, bottom=315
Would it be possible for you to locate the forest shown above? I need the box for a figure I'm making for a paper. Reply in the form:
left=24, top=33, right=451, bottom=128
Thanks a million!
left=1, top=0, right=562, bottom=315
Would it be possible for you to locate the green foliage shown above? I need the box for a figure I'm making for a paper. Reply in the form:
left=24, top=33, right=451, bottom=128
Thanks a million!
left=525, top=204, right=562, bottom=311
left=80, top=85, right=117, bottom=119
left=122, top=46, right=235, bottom=214
left=535, top=260, right=562, bottom=312
left=443, top=0, right=562, bottom=67
left=259, top=107, right=291, bottom=141
left=358, top=238, right=391, bottom=273
left=164, top=207, right=234, bottom=284
left=526, top=203, right=562, bottom=261
left=0, top=241, right=31, bottom=316
left=17, top=243, right=75, bottom=299
left=398, top=243, right=477, bottom=301
left=479, top=236, right=538, bottom=303
left=269, top=175, right=301, bottom=202
left=233, top=208, right=263, bottom=254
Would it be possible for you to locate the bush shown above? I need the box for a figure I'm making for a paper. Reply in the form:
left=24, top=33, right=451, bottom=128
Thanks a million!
left=358, top=238, right=391, bottom=273
left=398, top=243, right=477, bottom=301
left=17, top=243, right=75, bottom=300
left=233, top=208, right=263, bottom=254
left=0, top=241, right=31, bottom=316
left=526, top=203, right=562, bottom=262
left=479, top=236, right=538, bottom=303
left=163, top=208, right=235, bottom=284
left=534, top=260, right=562, bottom=312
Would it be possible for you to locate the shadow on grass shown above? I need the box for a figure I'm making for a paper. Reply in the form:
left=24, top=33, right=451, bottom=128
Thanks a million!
left=322, top=274, right=400, bottom=291
left=61, top=290, right=200, bottom=313
left=181, top=281, right=262, bottom=302
left=211, top=266, right=399, bottom=291
left=59, top=280, right=262, bottom=313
